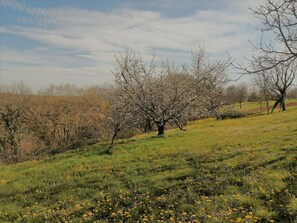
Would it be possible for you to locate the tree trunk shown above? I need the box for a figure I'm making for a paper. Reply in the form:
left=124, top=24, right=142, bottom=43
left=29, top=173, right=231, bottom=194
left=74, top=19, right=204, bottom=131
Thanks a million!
left=272, top=96, right=286, bottom=113
left=107, top=135, right=116, bottom=155
left=271, top=99, right=280, bottom=113
left=175, top=120, right=185, bottom=131
left=144, top=118, right=153, bottom=132
left=107, top=126, right=121, bottom=155
left=266, top=100, right=269, bottom=114
left=157, top=125, right=165, bottom=136
left=212, top=110, right=222, bottom=120
left=281, top=98, right=286, bottom=111
left=107, top=144, right=113, bottom=155
left=239, top=102, right=242, bottom=109
left=12, top=137, right=21, bottom=162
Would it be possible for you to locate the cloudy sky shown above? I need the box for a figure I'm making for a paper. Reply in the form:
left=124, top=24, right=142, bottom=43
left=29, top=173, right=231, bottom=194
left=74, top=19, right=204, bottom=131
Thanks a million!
left=0, top=0, right=262, bottom=90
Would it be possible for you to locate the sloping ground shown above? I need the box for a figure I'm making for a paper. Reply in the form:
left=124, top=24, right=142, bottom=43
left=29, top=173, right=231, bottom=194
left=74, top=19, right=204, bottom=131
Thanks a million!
left=233, top=99, right=297, bottom=115
left=0, top=107, right=296, bottom=223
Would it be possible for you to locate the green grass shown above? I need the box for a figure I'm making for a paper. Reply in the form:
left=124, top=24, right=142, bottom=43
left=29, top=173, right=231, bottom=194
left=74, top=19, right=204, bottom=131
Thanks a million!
left=232, top=99, right=297, bottom=114
left=0, top=106, right=297, bottom=223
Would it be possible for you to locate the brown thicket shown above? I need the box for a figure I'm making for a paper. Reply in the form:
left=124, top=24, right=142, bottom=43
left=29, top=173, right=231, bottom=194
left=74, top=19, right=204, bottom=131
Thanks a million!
left=27, top=93, right=107, bottom=155
left=0, top=85, right=108, bottom=163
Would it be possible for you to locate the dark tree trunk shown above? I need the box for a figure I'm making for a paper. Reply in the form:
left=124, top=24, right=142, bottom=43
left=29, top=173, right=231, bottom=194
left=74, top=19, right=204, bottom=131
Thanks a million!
left=266, top=100, right=270, bottom=114
left=107, top=144, right=113, bottom=155
left=107, top=126, right=121, bottom=155
left=281, top=98, right=286, bottom=111
left=175, top=120, right=185, bottom=131
left=271, top=99, right=280, bottom=113
left=108, top=133, right=117, bottom=155
left=157, top=125, right=165, bottom=136
left=144, top=118, right=153, bottom=132
left=239, top=102, right=242, bottom=109
left=271, top=95, right=286, bottom=113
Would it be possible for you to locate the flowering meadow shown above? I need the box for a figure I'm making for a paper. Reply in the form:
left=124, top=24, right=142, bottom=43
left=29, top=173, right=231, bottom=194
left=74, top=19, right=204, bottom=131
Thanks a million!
left=0, top=106, right=296, bottom=222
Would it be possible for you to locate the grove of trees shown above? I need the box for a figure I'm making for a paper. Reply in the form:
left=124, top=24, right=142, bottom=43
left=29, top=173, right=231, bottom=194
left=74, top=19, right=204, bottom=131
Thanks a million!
left=113, top=49, right=229, bottom=137
left=0, top=49, right=234, bottom=161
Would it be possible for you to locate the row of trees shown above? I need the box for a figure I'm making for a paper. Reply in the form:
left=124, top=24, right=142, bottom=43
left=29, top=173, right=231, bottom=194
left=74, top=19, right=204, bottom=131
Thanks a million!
left=105, top=49, right=230, bottom=153
left=0, top=48, right=236, bottom=161
left=105, top=44, right=297, bottom=153
left=108, top=0, right=297, bottom=153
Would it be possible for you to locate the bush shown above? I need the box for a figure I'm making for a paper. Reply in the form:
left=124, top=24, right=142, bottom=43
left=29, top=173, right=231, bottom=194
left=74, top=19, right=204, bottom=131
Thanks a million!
left=219, top=111, right=246, bottom=120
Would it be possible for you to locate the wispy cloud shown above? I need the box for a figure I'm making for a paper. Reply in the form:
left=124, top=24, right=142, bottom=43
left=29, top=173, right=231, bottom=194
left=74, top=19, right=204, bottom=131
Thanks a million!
left=0, top=0, right=260, bottom=89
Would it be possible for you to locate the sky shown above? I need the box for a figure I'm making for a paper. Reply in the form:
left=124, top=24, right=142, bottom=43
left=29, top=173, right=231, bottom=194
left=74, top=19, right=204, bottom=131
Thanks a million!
left=0, top=0, right=262, bottom=90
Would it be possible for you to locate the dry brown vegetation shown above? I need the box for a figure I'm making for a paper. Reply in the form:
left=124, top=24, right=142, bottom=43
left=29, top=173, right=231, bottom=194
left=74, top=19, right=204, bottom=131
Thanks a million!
left=0, top=85, right=110, bottom=163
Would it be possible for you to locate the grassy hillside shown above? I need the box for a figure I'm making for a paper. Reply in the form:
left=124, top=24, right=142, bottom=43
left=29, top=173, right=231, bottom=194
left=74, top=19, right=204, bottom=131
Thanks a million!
left=0, top=107, right=296, bottom=223
left=232, top=99, right=297, bottom=115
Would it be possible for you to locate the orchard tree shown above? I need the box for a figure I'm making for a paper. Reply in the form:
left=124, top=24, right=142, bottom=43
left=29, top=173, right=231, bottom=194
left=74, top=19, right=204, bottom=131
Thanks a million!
left=233, top=0, right=297, bottom=78
left=232, top=0, right=297, bottom=113
left=236, top=84, right=248, bottom=109
left=287, top=87, right=297, bottom=98
left=225, top=84, right=248, bottom=109
left=101, top=86, right=135, bottom=154
left=225, top=85, right=237, bottom=108
left=254, top=61, right=296, bottom=112
left=191, top=49, right=229, bottom=119
left=242, top=0, right=297, bottom=72
left=254, top=71, right=272, bottom=114
left=113, top=50, right=200, bottom=136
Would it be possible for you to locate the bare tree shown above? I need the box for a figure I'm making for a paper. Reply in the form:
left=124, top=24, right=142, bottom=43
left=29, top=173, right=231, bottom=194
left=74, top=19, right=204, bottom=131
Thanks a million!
left=230, top=0, right=297, bottom=115
left=101, top=87, right=135, bottom=154
left=191, top=49, right=230, bottom=119
left=236, top=84, right=248, bottom=109
left=270, top=63, right=296, bottom=111
left=225, top=84, right=248, bottom=109
left=232, top=0, right=297, bottom=75
left=234, top=0, right=297, bottom=73
left=287, top=87, right=297, bottom=98
left=254, top=71, right=273, bottom=114
left=225, top=85, right=237, bottom=108
left=113, top=50, right=200, bottom=136
left=0, top=83, right=31, bottom=162
left=256, top=61, right=296, bottom=112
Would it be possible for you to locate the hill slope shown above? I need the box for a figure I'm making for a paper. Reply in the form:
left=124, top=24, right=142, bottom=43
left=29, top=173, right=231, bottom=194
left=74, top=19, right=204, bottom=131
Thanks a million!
left=0, top=108, right=297, bottom=223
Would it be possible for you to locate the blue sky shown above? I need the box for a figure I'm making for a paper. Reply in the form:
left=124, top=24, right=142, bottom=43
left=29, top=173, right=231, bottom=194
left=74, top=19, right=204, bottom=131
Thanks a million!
left=0, top=0, right=261, bottom=90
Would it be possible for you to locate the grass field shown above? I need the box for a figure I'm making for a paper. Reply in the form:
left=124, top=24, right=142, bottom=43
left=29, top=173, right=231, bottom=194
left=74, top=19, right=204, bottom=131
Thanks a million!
left=232, top=99, right=297, bottom=115
left=0, top=106, right=296, bottom=222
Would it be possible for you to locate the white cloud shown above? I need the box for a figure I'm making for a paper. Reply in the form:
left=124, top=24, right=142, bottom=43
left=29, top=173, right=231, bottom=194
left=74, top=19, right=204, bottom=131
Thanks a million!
left=0, top=0, right=261, bottom=89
